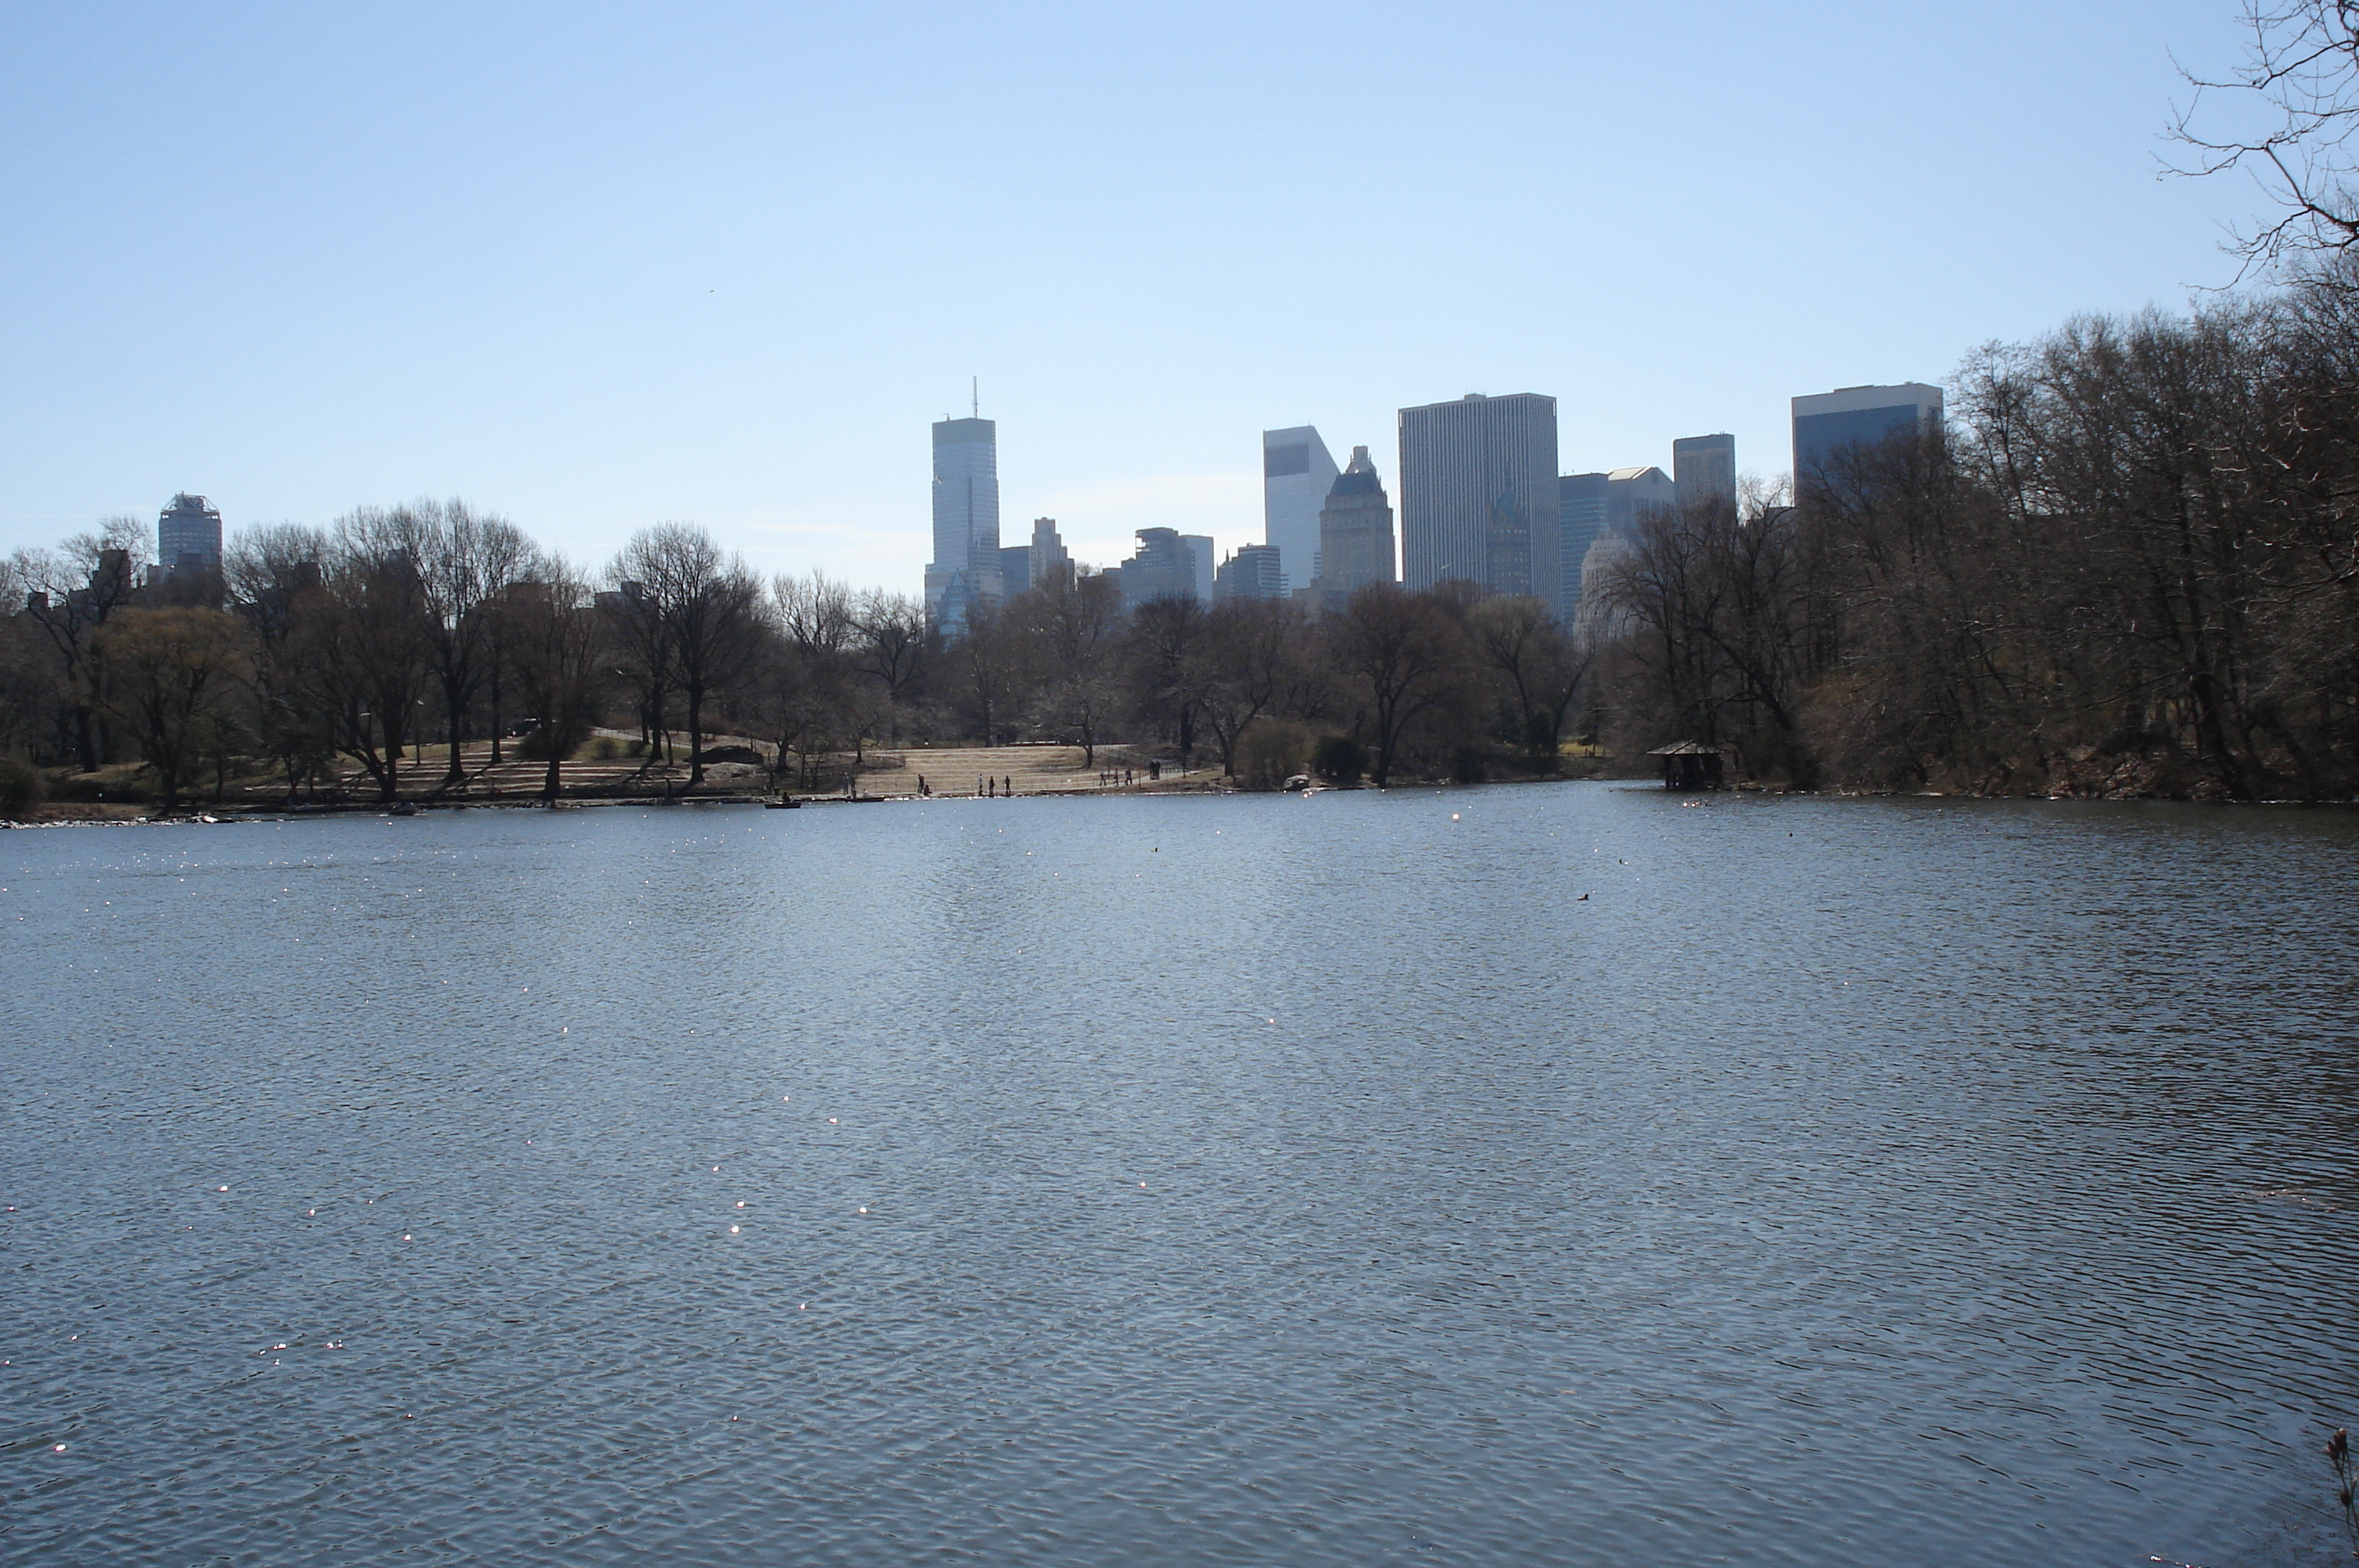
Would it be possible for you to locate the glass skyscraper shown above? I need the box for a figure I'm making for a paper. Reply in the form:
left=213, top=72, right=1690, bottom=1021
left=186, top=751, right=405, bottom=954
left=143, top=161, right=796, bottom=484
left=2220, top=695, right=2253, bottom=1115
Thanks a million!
left=1791, top=384, right=1941, bottom=498
left=157, top=493, right=223, bottom=577
left=927, top=416, right=1001, bottom=632
left=1557, top=472, right=1608, bottom=616
left=1262, top=426, right=1338, bottom=598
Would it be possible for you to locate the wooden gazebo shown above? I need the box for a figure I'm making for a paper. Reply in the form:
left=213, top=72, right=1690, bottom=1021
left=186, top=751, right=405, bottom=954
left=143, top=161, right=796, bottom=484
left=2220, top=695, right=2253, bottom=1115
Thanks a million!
left=1647, top=740, right=1726, bottom=791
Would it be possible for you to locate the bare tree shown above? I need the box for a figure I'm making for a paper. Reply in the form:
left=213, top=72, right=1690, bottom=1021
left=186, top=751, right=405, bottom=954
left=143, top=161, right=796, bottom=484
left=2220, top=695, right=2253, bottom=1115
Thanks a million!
left=13, top=518, right=150, bottom=770
left=88, top=607, right=252, bottom=810
left=1023, top=569, right=1125, bottom=765
left=1189, top=596, right=1301, bottom=777
left=1127, top=591, right=1205, bottom=763
left=2170, top=0, right=2359, bottom=270
left=765, top=570, right=880, bottom=776
left=292, top=508, right=437, bottom=802
left=945, top=598, right=1023, bottom=745
left=609, top=524, right=763, bottom=785
left=1469, top=596, right=1591, bottom=771
left=503, top=561, right=609, bottom=802
left=1327, top=584, right=1464, bottom=787
left=849, top=588, right=934, bottom=745
left=225, top=524, right=333, bottom=796
left=599, top=579, right=674, bottom=766
left=410, top=498, right=533, bottom=790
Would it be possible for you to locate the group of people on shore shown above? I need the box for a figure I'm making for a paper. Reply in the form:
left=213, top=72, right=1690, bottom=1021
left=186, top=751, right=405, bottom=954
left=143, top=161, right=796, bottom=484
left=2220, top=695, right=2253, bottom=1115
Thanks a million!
left=901, top=758, right=1171, bottom=799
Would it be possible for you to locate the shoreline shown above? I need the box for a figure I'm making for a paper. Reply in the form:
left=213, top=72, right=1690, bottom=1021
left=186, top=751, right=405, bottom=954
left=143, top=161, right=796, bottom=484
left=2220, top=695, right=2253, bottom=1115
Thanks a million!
left=10, top=776, right=2357, bottom=828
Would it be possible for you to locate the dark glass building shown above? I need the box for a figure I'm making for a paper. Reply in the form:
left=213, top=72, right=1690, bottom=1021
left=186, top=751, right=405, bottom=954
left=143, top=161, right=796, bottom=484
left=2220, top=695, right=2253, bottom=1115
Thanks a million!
left=1791, top=384, right=1941, bottom=498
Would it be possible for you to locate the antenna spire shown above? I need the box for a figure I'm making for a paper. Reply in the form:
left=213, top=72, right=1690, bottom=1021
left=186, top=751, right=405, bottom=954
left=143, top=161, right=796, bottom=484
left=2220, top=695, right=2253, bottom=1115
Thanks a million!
left=972, top=377, right=978, bottom=419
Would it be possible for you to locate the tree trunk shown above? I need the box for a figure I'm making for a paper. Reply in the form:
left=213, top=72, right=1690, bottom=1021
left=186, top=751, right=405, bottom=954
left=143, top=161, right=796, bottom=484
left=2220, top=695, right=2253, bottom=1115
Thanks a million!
left=443, top=675, right=466, bottom=787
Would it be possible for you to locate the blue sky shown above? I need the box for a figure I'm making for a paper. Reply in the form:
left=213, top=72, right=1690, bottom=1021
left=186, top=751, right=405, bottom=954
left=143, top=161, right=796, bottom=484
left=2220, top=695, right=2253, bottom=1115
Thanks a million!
left=0, top=1, right=2275, bottom=587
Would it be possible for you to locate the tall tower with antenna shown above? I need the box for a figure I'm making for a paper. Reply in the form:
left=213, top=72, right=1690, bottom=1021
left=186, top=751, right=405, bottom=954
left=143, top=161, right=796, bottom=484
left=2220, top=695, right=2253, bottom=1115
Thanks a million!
left=925, top=382, right=1001, bottom=633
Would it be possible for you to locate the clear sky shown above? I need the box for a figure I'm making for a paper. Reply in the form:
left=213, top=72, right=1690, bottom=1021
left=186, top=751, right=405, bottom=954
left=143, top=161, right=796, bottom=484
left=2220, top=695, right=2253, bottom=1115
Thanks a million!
left=0, top=1, right=2279, bottom=588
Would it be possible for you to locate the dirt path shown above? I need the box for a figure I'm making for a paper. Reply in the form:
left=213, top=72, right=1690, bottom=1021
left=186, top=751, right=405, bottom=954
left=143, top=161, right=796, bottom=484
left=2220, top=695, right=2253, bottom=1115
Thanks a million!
left=857, top=745, right=1221, bottom=797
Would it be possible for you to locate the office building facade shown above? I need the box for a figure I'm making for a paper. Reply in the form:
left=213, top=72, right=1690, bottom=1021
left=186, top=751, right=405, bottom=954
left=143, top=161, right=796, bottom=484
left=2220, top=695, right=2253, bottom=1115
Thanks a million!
left=1314, top=445, right=1396, bottom=596
left=1216, top=544, right=1286, bottom=601
left=1262, top=426, right=1339, bottom=597
left=927, top=416, right=1003, bottom=632
left=1117, top=528, right=1202, bottom=608
left=1560, top=466, right=1680, bottom=623
left=1671, top=434, right=1737, bottom=520
left=1029, top=517, right=1072, bottom=591
left=1182, top=534, right=1216, bottom=604
left=1791, top=384, right=1942, bottom=497
left=1606, top=465, right=1678, bottom=534
left=999, top=545, right=1031, bottom=593
left=1557, top=472, right=1609, bottom=614
left=156, top=493, right=223, bottom=580
left=1397, top=393, right=1561, bottom=616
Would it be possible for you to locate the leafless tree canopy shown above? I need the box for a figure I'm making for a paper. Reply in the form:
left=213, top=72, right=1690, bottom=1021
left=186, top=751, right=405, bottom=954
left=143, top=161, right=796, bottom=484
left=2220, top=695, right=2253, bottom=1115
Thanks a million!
left=2170, top=0, right=2359, bottom=270
left=1594, top=276, right=2359, bottom=799
left=606, top=524, right=763, bottom=785
left=6, top=268, right=2352, bottom=812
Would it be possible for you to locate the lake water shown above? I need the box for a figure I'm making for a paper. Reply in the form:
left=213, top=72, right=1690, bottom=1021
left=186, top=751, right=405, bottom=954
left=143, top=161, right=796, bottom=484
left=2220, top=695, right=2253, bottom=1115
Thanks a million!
left=5, top=785, right=2356, bottom=1566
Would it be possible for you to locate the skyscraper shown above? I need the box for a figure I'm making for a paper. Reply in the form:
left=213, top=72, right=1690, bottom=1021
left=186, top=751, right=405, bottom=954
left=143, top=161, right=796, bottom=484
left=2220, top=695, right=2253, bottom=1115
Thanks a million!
left=1397, top=393, right=1561, bottom=616
left=157, top=493, right=223, bottom=578
left=1560, top=466, right=1678, bottom=626
left=927, top=415, right=1002, bottom=631
left=1029, top=517, right=1072, bottom=591
left=1791, top=384, right=1941, bottom=498
left=1671, top=433, right=1737, bottom=520
left=1215, top=544, right=1285, bottom=601
left=1557, top=472, right=1608, bottom=613
left=1262, top=426, right=1338, bottom=597
left=1117, top=529, right=1201, bottom=608
left=1314, top=446, right=1396, bottom=596
left=1182, top=534, right=1216, bottom=605
left=1606, top=465, right=1678, bottom=534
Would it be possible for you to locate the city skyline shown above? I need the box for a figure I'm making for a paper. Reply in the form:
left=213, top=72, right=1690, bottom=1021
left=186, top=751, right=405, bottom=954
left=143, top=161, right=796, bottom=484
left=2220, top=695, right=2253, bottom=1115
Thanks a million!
left=0, top=3, right=2271, bottom=588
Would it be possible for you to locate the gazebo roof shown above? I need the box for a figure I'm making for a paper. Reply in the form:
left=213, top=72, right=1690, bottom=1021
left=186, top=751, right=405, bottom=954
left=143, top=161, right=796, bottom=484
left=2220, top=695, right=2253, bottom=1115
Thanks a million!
left=1647, top=740, right=1725, bottom=756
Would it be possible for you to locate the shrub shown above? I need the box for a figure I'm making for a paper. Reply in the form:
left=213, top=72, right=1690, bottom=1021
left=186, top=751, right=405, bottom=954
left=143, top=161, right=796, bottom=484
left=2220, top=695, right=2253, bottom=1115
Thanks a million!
left=0, top=758, right=43, bottom=818
left=42, top=771, right=153, bottom=804
left=1236, top=720, right=1313, bottom=790
left=1311, top=734, right=1367, bottom=784
left=590, top=735, right=623, bottom=761
left=519, top=725, right=590, bottom=761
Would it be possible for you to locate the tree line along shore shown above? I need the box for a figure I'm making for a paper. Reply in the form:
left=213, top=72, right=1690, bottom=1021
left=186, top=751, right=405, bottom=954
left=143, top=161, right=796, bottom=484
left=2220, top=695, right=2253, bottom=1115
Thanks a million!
left=3, top=272, right=2356, bottom=820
